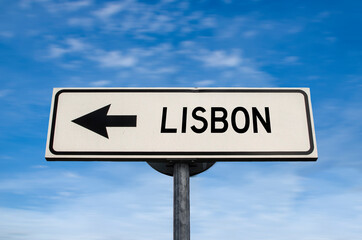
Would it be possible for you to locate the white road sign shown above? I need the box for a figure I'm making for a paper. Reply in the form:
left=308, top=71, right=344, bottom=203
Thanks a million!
left=45, top=88, right=317, bottom=161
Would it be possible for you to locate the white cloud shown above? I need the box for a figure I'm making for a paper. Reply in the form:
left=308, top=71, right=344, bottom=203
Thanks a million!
left=2, top=163, right=362, bottom=240
left=136, top=66, right=177, bottom=75
left=32, top=165, right=49, bottom=169
left=0, top=31, right=14, bottom=38
left=287, top=25, right=303, bottom=34
left=190, top=163, right=362, bottom=240
left=313, top=11, right=332, bottom=22
left=66, top=38, right=88, bottom=51
left=46, top=40, right=176, bottom=73
left=314, top=97, right=362, bottom=169
left=238, top=65, right=273, bottom=82
left=91, top=51, right=137, bottom=68
left=58, top=60, right=83, bottom=69
left=0, top=165, right=173, bottom=240
left=326, top=36, right=337, bottom=43
left=93, top=1, right=128, bottom=19
left=68, top=17, right=94, bottom=27
left=88, top=0, right=217, bottom=37
left=243, top=30, right=258, bottom=38
left=20, top=0, right=92, bottom=12
left=178, top=43, right=274, bottom=86
left=48, top=45, right=68, bottom=58
left=89, top=80, right=112, bottom=87
left=62, top=0, right=92, bottom=11
left=48, top=38, right=88, bottom=58
left=283, top=56, right=300, bottom=64
left=194, top=80, right=215, bottom=87
left=199, top=17, right=217, bottom=28
left=217, top=16, right=306, bottom=41
left=194, top=50, right=241, bottom=68
left=19, top=0, right=49, bottom=9
left=0, top=89, right=11, bottom=98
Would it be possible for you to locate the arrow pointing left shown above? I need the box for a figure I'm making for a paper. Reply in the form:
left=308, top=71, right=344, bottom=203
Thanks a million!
left=72, top=104, right=137, bottom=139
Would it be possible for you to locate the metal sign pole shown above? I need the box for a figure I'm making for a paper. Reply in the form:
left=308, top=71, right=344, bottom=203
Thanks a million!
left=174, top=162, right=190, bottom=240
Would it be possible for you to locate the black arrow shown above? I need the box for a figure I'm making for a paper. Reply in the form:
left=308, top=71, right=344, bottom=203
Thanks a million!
left=72, top=104, right=137, bottom=139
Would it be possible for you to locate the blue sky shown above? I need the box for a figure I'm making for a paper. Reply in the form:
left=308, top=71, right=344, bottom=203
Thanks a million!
left=0, top=0, right=361, bottom=239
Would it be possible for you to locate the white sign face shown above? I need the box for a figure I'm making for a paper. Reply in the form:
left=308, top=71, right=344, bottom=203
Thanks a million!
left=46, top=88, right=317, bottom=161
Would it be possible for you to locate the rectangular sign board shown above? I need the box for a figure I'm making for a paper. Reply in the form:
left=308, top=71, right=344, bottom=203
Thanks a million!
left=46, top=88, right=317, bottom=161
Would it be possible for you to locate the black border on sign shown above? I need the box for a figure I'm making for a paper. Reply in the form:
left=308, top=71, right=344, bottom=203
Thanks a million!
left=48, top=89, right=316, bottom=160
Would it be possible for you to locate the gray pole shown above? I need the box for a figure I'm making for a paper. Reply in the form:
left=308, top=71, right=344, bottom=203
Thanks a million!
left=173, top=162, right=190, bottom=240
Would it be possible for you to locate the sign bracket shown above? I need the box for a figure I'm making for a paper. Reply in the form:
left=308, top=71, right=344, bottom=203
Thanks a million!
left=147, top=160, right=215, bottom=176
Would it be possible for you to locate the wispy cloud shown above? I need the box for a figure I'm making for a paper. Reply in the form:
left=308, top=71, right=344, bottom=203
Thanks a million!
left=175, top=41, right=275, bottom=86
left=93, top=1, right=129, bottom=19
left=48, top=38, right=88, bottom=58
left=0, top=89, right=11, bottom=98
left=135, top=66, right=178, bottom=75
left=45, top=39, right=180, bottom=75
left=19, top=0, right=48, bottom=9
left=218, top=16, right=304, bottom=41
left=194, top=80, right=215, bottom=87
left=313, top=11, right=332, bottom=22
left=32, top=165, right=49, bottom=169
left=326, top=36, right=337, bottom=43
left=243, top=30, right=258, bottom=38
left=0, top=165, right=173, bottom=240
left=283, top=56, right=300, bottom=64
left=68, top=17, right=94, bottom=27
left=87, top=0, right=216, bottom=37
left=89, top=80, right=112, bottom=87
left=193, top=50, right=242, bottom=68
left=20, top=0, right=92, bottom=12
left=90, top=50, right=138, bottom=68
left=191, top=162, right=362, bottom=239
left=61, top=0, right=92, bottom=11
left=0, top=31, right=14, bottom=38
left=1, top=162, right=361, bottom=240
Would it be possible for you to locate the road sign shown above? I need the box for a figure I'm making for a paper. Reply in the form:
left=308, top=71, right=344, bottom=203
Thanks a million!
left=45, top=88, right=317, bottom=161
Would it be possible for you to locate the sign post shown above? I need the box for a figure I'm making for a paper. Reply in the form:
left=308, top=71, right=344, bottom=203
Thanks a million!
left=174, top=163, right=190, bottom=240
